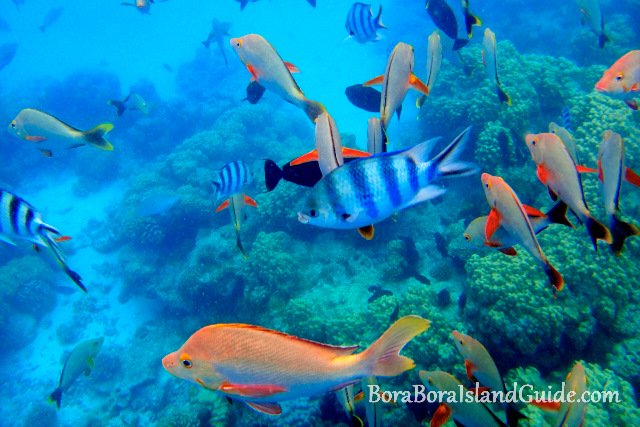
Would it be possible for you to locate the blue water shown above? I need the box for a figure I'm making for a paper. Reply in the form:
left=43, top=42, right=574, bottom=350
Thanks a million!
left=1, top=0, right=639, bottom=426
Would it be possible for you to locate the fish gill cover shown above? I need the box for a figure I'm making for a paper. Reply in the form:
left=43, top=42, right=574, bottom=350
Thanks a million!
left=0, top=0, right=639, bottom=426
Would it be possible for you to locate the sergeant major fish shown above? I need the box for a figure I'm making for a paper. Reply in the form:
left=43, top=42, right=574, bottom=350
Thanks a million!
left=345, top=3, right=386, bottom=44
left=298, top=127, right=477, bottom=239
left=211, top=160, right=254, bottom=202
left=9, top=108, right=114, bottom=157
left=163, top=316, right=430, bottom=415
left=482, top=28, right=511, bottom=105
left=595, top=50, right=640, bottom=110
left=49, top=337, right=103, bottom=409
left=425, top=0, right=481, bottom=50
left=230, top=34, right=325, bottom=123
left=215, top=192, right=258, bottom=257
left=0, top=189, right=87, bottom=292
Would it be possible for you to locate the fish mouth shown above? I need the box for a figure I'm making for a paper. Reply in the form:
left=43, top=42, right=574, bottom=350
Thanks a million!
left=594, top=81, right=607, bottom=92
left=297, top=212, right=309, bottom=224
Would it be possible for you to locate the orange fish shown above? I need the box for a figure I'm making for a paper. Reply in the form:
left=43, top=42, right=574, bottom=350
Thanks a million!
left=162, top=315, right=429, bottom=415
left=595, top=50, right=640, bottom=110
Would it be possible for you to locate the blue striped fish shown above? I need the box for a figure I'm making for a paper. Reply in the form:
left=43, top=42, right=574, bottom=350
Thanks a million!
left=211, top=161, right=254, bottom=202
left=561, top=106, right=572, bottom=133
left=298, top=127, right=477, bottom=235
left=345, top=3, right=386, bottom=43
left=0, top=189, right=86, bottom=292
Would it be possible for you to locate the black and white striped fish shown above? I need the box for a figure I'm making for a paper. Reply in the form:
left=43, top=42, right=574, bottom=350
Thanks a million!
left=345, top=3, right=386, bottom=43
left=211, top=161, right=254, bottom=202
left=0, top=189, right=86, bottom=292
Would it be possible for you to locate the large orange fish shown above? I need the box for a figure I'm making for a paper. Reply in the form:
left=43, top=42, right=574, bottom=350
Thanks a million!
left=595, top=50, right=640, bottom=110
left=525, top=132, right=612, bottom=250
left=162, top=315, right=429, bottom=415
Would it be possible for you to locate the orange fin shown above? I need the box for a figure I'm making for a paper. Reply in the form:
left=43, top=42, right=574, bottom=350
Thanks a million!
left=530, top=399, right=562, bottom=412
left=243, top=195, right=258, bottom=207
left=409, top=73, right=430, bottom=96
left=246, top=63, right=259, bottom=81
left=358, top=225, right=375, bottom=240
left=464, top=359, right=476, bottom=381
left=26, top=135, right=46, bottom=142
left=220, top=382, right=287, bottom=398
left=284, top=61, right=299, bottom=73
left=598, top=159, right=603, bottom=183
left=215, top=199, right=230, bottom=213
left=430, top=403, right=451, bottom=427
left=473, top=386, right=491, bottom=396
left=484, top=240, right=503, bottom=248
left=631, top=82, right=639, bottom=92
left=485, top=208, right=501, bottom=241
left=54, top=236, right=72, bottom=243
left=290, top=149, right=318, bottom=166
left=625, top=167, right=640, bottom=188
left=576, top=165, right=597, bottom=174
left=341, top=147, right=371, bottom=159
left=499, top=247, right=517, bottom=256
left=522, top=204, right=545, bottom=217
left=363, top=75, right=384, bottom=86
left=245, top=401, right=282, bottom=415
left=536, top=164, right=549, bottom=185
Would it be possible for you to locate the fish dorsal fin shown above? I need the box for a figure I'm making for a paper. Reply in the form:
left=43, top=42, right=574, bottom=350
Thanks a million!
left=215, top=324, right=360, bottom=356
left=284, top=61, right=299, bottom=73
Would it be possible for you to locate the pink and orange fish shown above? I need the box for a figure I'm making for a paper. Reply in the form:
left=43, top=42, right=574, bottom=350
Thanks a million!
left=595, top=50, right=640, bottom=110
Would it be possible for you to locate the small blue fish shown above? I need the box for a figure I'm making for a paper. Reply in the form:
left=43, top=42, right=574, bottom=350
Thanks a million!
left=211, top=161, right=253, bottom=202
left=345, top=3, right=386, bottom=43
left=298, top=127, right=477, bottom=237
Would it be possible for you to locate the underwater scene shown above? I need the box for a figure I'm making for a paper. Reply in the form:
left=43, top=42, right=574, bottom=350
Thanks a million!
left=0, top=0, right=639, bottom=426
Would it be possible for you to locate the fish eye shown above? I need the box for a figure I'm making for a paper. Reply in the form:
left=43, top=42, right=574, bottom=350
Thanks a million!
left=615, top=72, right=624, bottom=81
left=10, top=122, right=15, bottom=128
left=182, top=359, right=192, bottom=369
left=428, top=378, right=433, bottom=386
left=463, top=233, right=471, bottom=241
left=485, top=183, right=490, bottom=189
left=459, top=339, right=464, bottom=345
left=309, top=209, right=317, bottom=218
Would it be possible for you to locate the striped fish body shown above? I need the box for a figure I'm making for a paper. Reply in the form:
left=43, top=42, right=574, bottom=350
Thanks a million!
left=315, top=112, right=343, bottom=175
left=211, top=160, right=253, bottom=202
left=345, top=3, right=385, bottom=44
left=380, top=43, right=414, bottom=129
left=0, top=189, right=57, bottom=246
left=367, top=117, right=385, bottom=154
left=561, top=107, right=572, bottom=132
left=298, top=127, right=475, bottom=230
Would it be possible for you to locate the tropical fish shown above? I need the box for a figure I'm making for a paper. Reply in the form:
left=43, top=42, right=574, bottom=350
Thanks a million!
left=289, top=112, right=370, bottom=176
left=0, top=43, right=18, bottom=72
left=49, top=337, right=103, bottom=409
left=211, top=160, right=253, bottom=202
left=525, top=133, right=612, bottom=250
left=202, top=18, right=232, bottom=67
left=121, top=0, right=153, bottom=14
left=463, top=201, right=572, bottom=256
left=419, top=370, right=508, bottom=427
left=363, top=42, right=430, bottom=129
left=425, top=0, right=481, bottom=50
left=236, top=0, right=316, bottom=9
left=416, top=30, right=442, bottom=108
left=576, top=0, right=608, bottom=48
left=215, top=193, right=257, bottom=257
left=136, top=193, right=180, bottom=217
left=597, top=131, right=640, bottom=255
left=595, top=50, right=640, bottom=110
left=367, top=117, right=386, bottom=154
left=162, top=316, right=430, bottom=415
left=230, top=34, right=325, bottom=122
left=108, top=93, right=149, bottom=117
left=39, top=7, right=63, bottom=32
left=548, top=122, right=577, bottom=162
left=336, top=384, right=364, bottom=427
left=0, top=189, right=87, bottom=292
left=345, top=3, right=386, bottom=43
left=263, top=156, right=361, bottom=192
left=298, top=127, right=477, bottom=238
left=452, top=331, right=526, bottom=427
left=481, top=173, right=564, bottom=294
left=531, top=362, right=587, bottom=427
left=482, top=28, right=511, bottom=105
left=243, top=81, right=266, bottom=104
left=561, top=107, right=572, bottom=132
left=346, top=84, right=399, bottom=118
left=367, top=285, right=392, bottom=303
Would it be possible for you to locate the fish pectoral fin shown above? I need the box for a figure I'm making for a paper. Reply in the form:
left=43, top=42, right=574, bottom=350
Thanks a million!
left=215, top=199, right=230, bottom=213
left=576, top=165, right=597, bottom=174
left=246, top=63, right=259, bottom=81
left=631, top=83, right=638, bottom=92
left=363, top=75, right=384, bottom=87
left=530, top=398, right=562, bottom=412
left=219, top=381, right=287, bottom=398
left=341, top=147, right=370, bottom=159
left=499, top=247, right=517, bottom=256
left=87, top=356, right=95, bottom=369
left=409, top=73, right=429, bottom=96
left=522, top=204, right=545, bottom=218
left=283, top=61, right=300, bottom=73
left=245, top=401, right=282, bottom=415
left=0, top=235, right=17, bottom=246
left=357, top=225, right=374, bottom=240
left=26, top=135, right=47, bottom=142
left=407, top=185, right=446, bottom=208
left=243, top=195, right=258, bottom=207
left=536, top=164, right=549, bottom=185
left=430, top=403, right=452, bottom=427
left=289, top=149, right=318, bottom=166
left=625, top=167, right=640, bottom=187
left=485, top=208, right=501, bottom=241
left=464, top=359, right=476, bottom=381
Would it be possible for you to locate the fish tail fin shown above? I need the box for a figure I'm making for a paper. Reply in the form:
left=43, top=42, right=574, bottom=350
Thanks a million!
left=41, top=231, right=87, bottom=293
left=429, top=126, right=478, bottom=179
left=264, top=159, right=283, bottom=192
left=586, top=216, right=613, bottom=250
left=201, top=40, right=211, bottom=49
left=598, top=33, right=609, bottom=49
left=361, top=316, right=429, bottom=377
left=543, top=262, right=564, bottom=295
left=107, top=100, right=126, bottom=117
left=497, top=86, right=511, bottom=106
left=546, top=201, right=573, bottom=228
left=83, top=123, right=114, bottom=151
left=49, top=387, right=63, bottom=409
left=302, top=99, right=326, bottom=123
left=376, top=5, right=386, bottom=29
left=610, top=215, right=640, bottom=256
left=506, top=404, right=528, bottom=427
left=236, top=232, right=248, bottom=258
